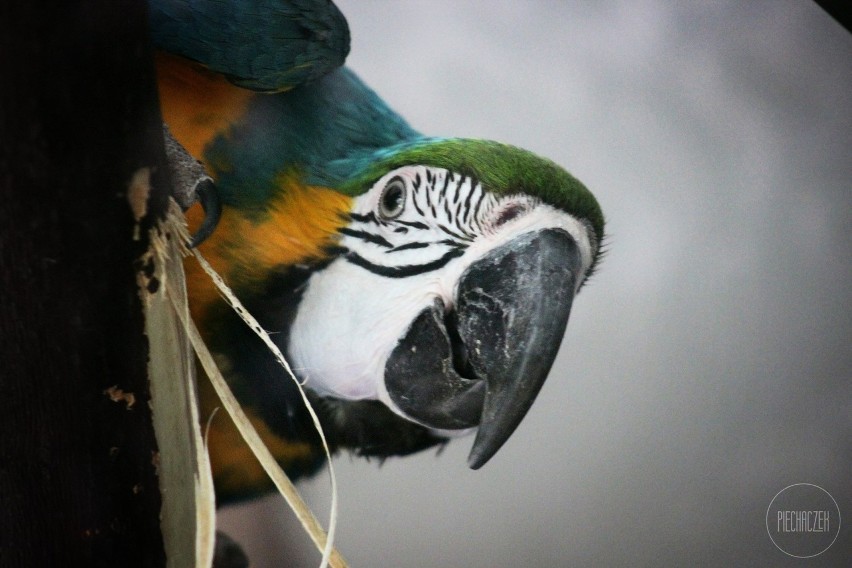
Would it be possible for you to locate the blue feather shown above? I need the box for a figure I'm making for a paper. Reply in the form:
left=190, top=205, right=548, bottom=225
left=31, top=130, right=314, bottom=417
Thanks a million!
left=203, top=67, right=422, bottom=209
left=149, top=0, right=350, bottom=91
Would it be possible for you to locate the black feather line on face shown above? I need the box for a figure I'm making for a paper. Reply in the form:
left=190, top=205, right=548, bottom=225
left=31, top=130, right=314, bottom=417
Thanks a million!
left=452, top=177, right=464, bottom=204
left=385, top=241, right=430, bottom=253
left=344, top=248, right=465, bottom=278
left=338, top=227, right=393, bottom=248
left=347, top=211, right=379, bottom=224
left=471, top=186, right=485, bottom=230
left=411, top=196, right=425, bottom=216
left=392, top=220, right=427, bottom=231
left=436, top=223, right=471, bottom=242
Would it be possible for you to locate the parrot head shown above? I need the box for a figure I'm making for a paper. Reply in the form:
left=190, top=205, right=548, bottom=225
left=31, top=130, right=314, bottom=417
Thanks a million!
left=192, top=136, right=603, bottom=476
left=289, top=138, right=602, bottom=468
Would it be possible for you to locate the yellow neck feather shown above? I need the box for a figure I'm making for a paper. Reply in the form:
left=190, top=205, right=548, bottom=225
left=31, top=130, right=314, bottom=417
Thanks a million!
left=156, top=52, right=255, bottom=159
left=185, top=174, right=352, bottom=323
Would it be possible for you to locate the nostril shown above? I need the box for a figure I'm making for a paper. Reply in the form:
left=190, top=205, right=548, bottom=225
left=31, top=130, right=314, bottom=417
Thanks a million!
left=494, top=204, right=523, bottom=227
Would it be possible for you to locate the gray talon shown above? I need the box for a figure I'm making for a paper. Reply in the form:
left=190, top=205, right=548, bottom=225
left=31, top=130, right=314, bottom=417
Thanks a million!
left=189, top=179, right=222, bottom=248
left=163, top=124, right=222, bottom=246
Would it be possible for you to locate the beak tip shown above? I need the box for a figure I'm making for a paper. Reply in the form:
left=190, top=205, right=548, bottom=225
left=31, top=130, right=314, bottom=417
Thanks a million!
left=467, top=452, right=487, bottom=470
left=465, top=432, right=502, bottom=470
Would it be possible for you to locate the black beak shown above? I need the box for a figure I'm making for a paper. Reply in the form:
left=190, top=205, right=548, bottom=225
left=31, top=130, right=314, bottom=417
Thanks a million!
left=384, top=228, right=582, bottom=469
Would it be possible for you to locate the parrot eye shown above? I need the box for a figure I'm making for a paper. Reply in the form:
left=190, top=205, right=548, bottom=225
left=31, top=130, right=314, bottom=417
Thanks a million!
left=379, top=177, right=406, bottom=219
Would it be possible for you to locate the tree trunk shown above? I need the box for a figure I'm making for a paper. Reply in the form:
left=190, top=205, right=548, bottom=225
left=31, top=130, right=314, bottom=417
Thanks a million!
left=0, top=2, right=168, bottom=566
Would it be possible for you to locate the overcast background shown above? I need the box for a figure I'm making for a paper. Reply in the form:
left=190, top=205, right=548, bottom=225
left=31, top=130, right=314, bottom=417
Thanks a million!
left=218, top=2, right=851, bottom=566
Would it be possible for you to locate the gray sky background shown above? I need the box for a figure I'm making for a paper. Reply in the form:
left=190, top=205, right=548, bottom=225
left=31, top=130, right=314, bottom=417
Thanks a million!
left=218, top=2, right=851, bottom=566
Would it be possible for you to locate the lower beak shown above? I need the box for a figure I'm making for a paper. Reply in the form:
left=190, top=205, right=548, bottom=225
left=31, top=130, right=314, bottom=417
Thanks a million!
left=384, top=228, right=582, bottom=469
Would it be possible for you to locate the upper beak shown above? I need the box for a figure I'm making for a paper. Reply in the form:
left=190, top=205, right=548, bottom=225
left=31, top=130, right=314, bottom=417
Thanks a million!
left=384, top=228, right=582, bottom=469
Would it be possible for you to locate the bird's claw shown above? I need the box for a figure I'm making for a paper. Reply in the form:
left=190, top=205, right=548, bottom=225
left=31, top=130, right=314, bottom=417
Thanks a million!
left=163, top=123, right=222, bottom=247
left=189, top=178, right=222, bottom=248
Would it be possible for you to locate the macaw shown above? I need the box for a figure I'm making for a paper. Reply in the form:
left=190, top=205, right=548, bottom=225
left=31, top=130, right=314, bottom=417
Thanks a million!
left=149, top=0, right=605, bottom=504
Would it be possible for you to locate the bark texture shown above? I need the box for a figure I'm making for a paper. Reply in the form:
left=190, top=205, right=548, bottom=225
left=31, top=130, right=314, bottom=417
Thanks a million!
left=0, top=2, right=168, bottom=566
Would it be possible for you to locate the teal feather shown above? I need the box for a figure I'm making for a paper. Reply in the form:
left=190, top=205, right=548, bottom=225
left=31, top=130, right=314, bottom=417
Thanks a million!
left=149, top=0, right=350, bottom=91
left=202, top=68, right=422, bottom=211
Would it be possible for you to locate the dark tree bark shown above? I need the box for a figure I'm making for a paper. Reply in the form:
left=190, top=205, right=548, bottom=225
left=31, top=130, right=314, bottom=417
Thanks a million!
left=0, top=2, right=168, bottom=566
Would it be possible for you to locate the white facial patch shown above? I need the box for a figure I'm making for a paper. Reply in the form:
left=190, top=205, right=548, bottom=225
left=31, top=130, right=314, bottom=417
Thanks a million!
left=286, top=165, right=596, bottom=413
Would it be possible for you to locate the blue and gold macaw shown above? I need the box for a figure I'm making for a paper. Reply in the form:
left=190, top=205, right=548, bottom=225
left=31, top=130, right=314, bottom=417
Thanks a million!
left=149, top=0, right=604, bottom=504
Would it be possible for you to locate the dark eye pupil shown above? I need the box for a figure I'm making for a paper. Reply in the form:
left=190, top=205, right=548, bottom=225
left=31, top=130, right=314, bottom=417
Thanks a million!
left=380, top=182, right=405, bottom=218
left=384, top=187, right=401, bottom=209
